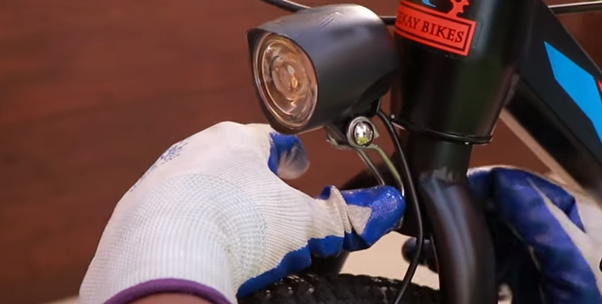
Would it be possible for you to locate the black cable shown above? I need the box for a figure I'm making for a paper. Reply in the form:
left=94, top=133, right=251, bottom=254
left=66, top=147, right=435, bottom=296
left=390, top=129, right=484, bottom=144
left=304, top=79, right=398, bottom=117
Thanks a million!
left=551, top=1, right=602, bottom=15
left=375, top=110, right=424, bottom=304
left=259, top=0, right=308, bottom=12
left=258, top=0, right=602, bottom=25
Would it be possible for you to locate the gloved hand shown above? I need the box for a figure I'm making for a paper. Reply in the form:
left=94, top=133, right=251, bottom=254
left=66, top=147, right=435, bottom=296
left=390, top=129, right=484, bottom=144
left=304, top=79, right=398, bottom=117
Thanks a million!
left=80, top=122, right=405, bottom=304
left=403, top=167, right=602, bottom=304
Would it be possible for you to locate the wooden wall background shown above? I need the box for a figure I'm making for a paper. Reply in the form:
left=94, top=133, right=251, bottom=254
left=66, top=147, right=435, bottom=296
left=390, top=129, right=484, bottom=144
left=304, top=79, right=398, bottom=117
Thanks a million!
left=0, top=0, right=600, bottom=303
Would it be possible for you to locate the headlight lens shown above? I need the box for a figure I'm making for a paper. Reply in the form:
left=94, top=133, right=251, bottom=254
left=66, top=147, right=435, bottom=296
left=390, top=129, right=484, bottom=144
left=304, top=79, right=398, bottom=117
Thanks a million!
left=253, top=33, right=318, bottom=130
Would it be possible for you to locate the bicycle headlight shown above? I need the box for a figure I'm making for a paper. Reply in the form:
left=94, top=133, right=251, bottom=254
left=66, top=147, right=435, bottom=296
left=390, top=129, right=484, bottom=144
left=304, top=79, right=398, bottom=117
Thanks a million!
left=247, top=4, right=398, bottom=134
left=253, top=34, right=318, bottom=131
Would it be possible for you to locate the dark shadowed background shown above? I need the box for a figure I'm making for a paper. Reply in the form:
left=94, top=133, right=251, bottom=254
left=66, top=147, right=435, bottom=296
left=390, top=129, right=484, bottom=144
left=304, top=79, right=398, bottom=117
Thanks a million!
left=1, top=0, right=600, bottom=303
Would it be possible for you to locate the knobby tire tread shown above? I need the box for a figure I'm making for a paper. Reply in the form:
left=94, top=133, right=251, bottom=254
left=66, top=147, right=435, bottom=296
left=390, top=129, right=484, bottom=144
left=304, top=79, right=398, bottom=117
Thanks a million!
left=238, top=273, right=439, bottom=304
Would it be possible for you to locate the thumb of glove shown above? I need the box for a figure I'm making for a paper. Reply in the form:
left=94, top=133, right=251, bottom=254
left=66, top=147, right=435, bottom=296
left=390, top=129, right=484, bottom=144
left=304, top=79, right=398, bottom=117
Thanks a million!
left=236, top=184, right=406, bottom=297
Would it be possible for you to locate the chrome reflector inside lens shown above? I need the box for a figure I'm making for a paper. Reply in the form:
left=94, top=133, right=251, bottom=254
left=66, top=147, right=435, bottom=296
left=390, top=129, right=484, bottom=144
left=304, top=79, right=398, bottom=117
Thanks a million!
left=253, top=33, right=318, bottom=130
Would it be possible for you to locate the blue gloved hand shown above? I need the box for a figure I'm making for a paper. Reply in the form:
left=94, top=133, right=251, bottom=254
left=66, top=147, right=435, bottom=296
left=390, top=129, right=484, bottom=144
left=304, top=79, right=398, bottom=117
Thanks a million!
left=80, top=122, right=405, bottom=304
left=403, top=167, right=602, bottom=304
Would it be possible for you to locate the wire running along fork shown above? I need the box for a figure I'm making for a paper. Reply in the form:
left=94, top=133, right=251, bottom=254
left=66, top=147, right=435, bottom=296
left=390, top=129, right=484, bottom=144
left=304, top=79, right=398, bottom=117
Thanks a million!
left=324, top=111, right=424, bottom=303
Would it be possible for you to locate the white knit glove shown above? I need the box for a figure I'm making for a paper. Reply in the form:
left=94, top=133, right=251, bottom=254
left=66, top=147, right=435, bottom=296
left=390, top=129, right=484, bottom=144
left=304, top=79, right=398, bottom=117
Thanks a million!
left=80, top=121, right=405, bottom=304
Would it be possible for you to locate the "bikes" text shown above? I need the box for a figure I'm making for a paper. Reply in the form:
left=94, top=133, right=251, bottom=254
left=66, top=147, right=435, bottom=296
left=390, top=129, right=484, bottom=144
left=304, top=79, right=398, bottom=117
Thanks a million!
left=397, top=12, right=466, bottom=44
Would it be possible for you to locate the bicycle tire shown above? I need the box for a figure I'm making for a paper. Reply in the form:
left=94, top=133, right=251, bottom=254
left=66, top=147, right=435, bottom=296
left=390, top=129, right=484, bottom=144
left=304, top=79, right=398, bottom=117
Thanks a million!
left=238, top=273, right=439, bottom=304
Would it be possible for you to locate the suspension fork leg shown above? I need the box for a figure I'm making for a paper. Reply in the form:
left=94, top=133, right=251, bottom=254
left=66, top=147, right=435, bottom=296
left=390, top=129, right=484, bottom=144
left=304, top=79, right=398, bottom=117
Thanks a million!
left=400, top=133, right=497, bottom=304
left=390, top=0, right=534, bottom=302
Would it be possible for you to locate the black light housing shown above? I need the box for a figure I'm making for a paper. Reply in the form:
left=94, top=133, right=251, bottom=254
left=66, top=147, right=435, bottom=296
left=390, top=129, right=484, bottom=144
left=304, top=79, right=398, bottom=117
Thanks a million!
left=247, top=4, right=398, bottom=134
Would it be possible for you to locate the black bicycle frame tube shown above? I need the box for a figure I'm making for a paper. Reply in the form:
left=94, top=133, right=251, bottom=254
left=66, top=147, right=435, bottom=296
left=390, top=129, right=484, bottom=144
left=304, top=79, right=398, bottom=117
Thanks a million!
left=390, top=0, right=533, bottom=303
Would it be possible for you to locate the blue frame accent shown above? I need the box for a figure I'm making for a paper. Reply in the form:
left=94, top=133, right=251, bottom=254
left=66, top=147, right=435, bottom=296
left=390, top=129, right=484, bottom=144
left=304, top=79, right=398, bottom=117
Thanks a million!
left=544, top=42, right=602, bottom=143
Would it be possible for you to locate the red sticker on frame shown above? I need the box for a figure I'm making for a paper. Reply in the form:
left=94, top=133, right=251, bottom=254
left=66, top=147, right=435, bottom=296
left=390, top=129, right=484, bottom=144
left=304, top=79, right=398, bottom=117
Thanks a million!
left=394, top=0, right=477, bottom=56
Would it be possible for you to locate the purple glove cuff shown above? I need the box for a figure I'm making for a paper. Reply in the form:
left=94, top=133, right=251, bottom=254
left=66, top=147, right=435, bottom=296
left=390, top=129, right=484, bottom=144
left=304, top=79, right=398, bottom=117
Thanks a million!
left=105, top=279, right=231, bottom=304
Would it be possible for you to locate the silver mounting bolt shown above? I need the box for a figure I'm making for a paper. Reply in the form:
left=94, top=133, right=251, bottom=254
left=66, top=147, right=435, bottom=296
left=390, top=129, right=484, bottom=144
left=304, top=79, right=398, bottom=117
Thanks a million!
left=352, top=121, right=375, bottom=146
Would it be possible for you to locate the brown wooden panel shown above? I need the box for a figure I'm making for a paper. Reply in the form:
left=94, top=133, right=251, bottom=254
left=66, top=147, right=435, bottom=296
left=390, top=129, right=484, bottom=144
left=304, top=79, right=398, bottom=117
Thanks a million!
left=0, top=1, right=598, bottom=303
